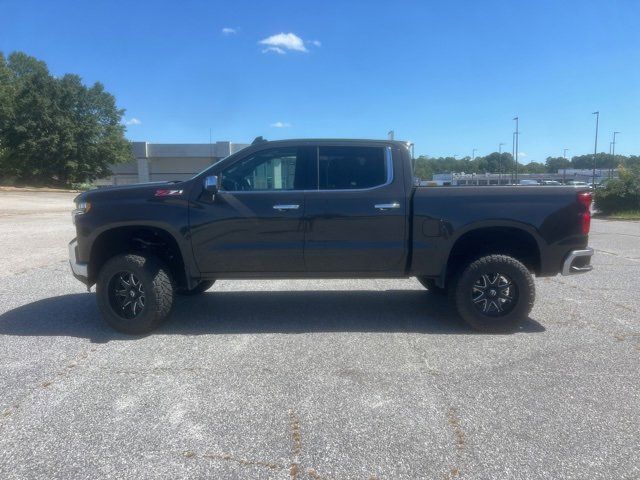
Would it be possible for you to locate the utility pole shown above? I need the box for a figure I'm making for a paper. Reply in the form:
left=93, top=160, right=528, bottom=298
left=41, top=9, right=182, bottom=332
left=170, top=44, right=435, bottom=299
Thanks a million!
left=563, top=148, right=569, bottom=183
left=609, top=142, right=614, bottom=179
left=499, top=142, right=506, bottom=185
left=513, top=117, right=519, bottom=184
left=388, top=130, right=394, bottom=141
left=511, top=132, right=516, bottom=184
left=612, top=131, right=620, bottom=179
left=592, top=111, right=599, bottom=187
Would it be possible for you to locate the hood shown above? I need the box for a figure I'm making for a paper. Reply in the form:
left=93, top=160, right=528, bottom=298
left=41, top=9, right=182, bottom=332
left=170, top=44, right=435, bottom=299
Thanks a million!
left=75, top=180, right=188, bottom=203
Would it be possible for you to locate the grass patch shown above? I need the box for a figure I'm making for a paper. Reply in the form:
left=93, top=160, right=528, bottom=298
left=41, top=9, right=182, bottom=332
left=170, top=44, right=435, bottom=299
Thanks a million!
left=603, top=210, right=640, bottom=220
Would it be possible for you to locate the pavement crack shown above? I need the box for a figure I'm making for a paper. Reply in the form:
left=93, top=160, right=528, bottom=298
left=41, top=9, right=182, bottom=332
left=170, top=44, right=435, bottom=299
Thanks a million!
left=447, top=407, right=466, bottom=452
left=181, top=410, right=382, bottom=479
left=444, top=406, right=467, bottom=479
left=289, top=409, right=302, bottom=479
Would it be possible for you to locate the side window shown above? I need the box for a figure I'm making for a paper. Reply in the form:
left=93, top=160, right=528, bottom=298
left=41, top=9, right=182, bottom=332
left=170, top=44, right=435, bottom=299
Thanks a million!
left=221, top=147, right=303, bottom=191
left=318, top=146, right=387, bottom=190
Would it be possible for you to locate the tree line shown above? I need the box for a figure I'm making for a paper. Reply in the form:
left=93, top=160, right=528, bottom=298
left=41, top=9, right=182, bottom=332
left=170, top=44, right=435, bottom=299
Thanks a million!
left=0, top=51, right=132, bottom=186
left=414, top=152, right=640, bottom=180
left=1, top=50, right=638, bottom=187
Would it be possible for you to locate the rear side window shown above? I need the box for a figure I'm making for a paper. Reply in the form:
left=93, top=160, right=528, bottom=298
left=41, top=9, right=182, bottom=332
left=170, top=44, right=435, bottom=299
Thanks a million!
left=318, top=146, right=387, bottom=190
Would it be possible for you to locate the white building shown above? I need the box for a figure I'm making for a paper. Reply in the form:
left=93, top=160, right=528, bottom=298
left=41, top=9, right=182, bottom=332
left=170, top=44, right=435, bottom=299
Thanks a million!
left=97, top=140, right=249, bottom=185
left=430, top=169, right=616, bottom=186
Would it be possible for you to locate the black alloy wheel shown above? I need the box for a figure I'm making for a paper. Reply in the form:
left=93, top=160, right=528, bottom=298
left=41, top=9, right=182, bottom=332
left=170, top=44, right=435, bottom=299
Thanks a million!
left=471, top=272, right=518, bottom=316
left=108, top=271, right=146, bottom=319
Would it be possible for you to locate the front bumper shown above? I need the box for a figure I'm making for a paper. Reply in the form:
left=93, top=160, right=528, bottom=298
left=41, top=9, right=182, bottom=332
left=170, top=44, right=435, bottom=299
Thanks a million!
left=561, top=247, right=594, bottom=276
left=69, top=239, right=89, bottom=284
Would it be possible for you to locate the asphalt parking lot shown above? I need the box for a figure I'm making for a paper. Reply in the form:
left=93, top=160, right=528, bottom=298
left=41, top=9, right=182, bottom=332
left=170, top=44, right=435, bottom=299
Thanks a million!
left=0, top=190, right=638, bottom=480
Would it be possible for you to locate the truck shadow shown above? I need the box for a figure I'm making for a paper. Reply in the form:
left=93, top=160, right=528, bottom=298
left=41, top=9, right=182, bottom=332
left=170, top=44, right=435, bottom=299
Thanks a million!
left=0, top=290, right=545, bottom=342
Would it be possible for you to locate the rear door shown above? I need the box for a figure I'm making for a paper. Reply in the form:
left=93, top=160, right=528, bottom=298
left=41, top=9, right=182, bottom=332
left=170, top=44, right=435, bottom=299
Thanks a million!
left=190, top=146, right=315, bottom=273
left=304, top=144, right=408, bottom=273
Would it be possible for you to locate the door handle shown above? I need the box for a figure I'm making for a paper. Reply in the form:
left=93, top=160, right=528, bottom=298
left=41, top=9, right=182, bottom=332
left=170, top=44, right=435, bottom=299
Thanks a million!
left=273, top=204, right=300, bottom=211
left=374, top=202, right=400, bottom=210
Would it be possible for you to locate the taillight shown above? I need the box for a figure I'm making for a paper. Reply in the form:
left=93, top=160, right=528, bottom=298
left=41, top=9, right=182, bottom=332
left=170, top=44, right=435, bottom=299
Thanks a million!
left=577, top=191, right=592, bottom=235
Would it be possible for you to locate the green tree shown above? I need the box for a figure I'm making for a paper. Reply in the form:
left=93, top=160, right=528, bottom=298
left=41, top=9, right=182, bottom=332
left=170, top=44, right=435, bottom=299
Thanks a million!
left=570, top=152, right=617, bottom=170
left=0, top=51, right=133, bottom=185
left=545, top=156, right=571, bottom=173
left=519, top=162, right=546, bottom=174
left=595, top=166, right=640, bottom=214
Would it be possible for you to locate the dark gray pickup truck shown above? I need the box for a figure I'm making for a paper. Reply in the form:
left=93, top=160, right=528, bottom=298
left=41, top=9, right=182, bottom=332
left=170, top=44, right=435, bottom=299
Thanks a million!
left=69, top=138, right=594, bottom=333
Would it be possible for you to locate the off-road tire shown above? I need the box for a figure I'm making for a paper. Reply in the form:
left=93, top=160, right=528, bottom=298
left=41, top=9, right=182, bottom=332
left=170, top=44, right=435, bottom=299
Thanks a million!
left=451, top=255, right=535, bottom=333
left=96, top=253, right=174, bottom=334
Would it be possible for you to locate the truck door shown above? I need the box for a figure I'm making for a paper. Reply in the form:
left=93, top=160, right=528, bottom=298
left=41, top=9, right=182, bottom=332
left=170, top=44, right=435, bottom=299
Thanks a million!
left=304, top=144, right=408, bottom=273
left=190, top=146, right=315, bottom=273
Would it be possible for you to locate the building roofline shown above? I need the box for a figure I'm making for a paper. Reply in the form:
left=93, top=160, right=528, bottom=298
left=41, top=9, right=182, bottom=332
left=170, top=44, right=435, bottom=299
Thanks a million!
left=255, top=138, right=411, bottom=147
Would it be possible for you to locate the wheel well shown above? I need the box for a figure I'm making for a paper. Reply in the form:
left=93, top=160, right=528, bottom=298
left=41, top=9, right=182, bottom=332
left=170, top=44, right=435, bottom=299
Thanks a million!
left=445, top=227, right=541, bottom=283
left=89, top=226, right=187, bottom=289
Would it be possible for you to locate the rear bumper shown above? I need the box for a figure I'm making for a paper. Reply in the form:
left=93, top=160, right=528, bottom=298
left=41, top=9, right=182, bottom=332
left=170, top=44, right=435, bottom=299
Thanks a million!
left=69, top=239, right=89, bottom=284
left=561, top=247, right=594, bottom=276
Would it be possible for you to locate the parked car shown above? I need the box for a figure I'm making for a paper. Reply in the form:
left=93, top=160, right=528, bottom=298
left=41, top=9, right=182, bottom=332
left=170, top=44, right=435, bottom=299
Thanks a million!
left=70, top=138, right=594, bottom=334
left=541, top=180, right=562, bottom=186
left=565, top=180, right=590, bottom=187
left=518, top=179, right=540, bottom=186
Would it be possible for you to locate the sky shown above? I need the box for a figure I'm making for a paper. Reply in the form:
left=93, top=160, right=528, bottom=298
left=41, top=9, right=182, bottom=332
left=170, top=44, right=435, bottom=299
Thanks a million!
left=1, top=0, right=639, bottom=163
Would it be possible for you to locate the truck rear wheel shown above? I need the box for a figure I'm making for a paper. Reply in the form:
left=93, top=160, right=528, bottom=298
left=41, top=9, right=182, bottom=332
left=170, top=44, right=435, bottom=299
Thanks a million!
left=96, top=253, right=174, bottom=334
left=451, top=255, right=535, bottom=332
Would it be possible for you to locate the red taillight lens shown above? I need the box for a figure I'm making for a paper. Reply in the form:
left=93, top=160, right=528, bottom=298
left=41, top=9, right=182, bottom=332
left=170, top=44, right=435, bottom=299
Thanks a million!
left=578, top=191, right=592, bottom=235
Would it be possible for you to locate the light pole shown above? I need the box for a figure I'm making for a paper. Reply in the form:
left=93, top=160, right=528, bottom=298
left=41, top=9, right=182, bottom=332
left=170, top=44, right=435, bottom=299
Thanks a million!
left=609, top=132, right=620, bottom=178
left=563, top=148, right=569, bottom=183
left=472, top=148, right=477, bottom=161
left=592, top=111, right=599, bottom=187
left=511, top=132, right=516, bottom=184
left=609, top=142, right=613, bottom=179
left=499, top=142, right=506, bottom=185
left=513, top=117, right=519, bottom=184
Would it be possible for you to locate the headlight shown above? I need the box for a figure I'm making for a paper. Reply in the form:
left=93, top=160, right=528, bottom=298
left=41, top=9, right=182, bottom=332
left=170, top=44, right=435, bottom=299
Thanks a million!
left=72, top=201, right=91, bottom=224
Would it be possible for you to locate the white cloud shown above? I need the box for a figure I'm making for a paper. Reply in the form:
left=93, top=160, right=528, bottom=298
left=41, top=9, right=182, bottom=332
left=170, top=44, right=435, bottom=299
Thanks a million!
left=270, top=121, right=291, bottom=128
left=262, top=46, right=286, bottom=55
left=309, top=40, right=322, bottom=47
left=221, top=27, right=237, bottom=35
left=259, top=32, right=307, bottom=53
left=518, top=152, right=527, bottom=157
left=125, top=118, right=141, bottom=126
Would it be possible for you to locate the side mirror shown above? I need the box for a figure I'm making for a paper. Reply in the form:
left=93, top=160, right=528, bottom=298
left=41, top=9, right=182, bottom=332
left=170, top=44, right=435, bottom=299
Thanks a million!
left=204, top=175, right=219, bottom=194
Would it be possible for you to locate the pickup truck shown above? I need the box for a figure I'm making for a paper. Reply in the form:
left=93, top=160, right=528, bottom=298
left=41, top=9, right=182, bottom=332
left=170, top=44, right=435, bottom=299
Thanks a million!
left=69, top=138, right=594, bottom=334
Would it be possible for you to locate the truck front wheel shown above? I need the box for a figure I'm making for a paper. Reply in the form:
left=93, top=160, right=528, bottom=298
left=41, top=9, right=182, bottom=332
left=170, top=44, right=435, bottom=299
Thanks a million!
left=451, top=255, right=535, bottom=332
left=96, top=253, right=174, bottom=334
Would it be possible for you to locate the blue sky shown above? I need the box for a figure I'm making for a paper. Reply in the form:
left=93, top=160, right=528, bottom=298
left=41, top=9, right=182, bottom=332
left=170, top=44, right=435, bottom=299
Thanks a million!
left=1, top=0, right=639, bottom=162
